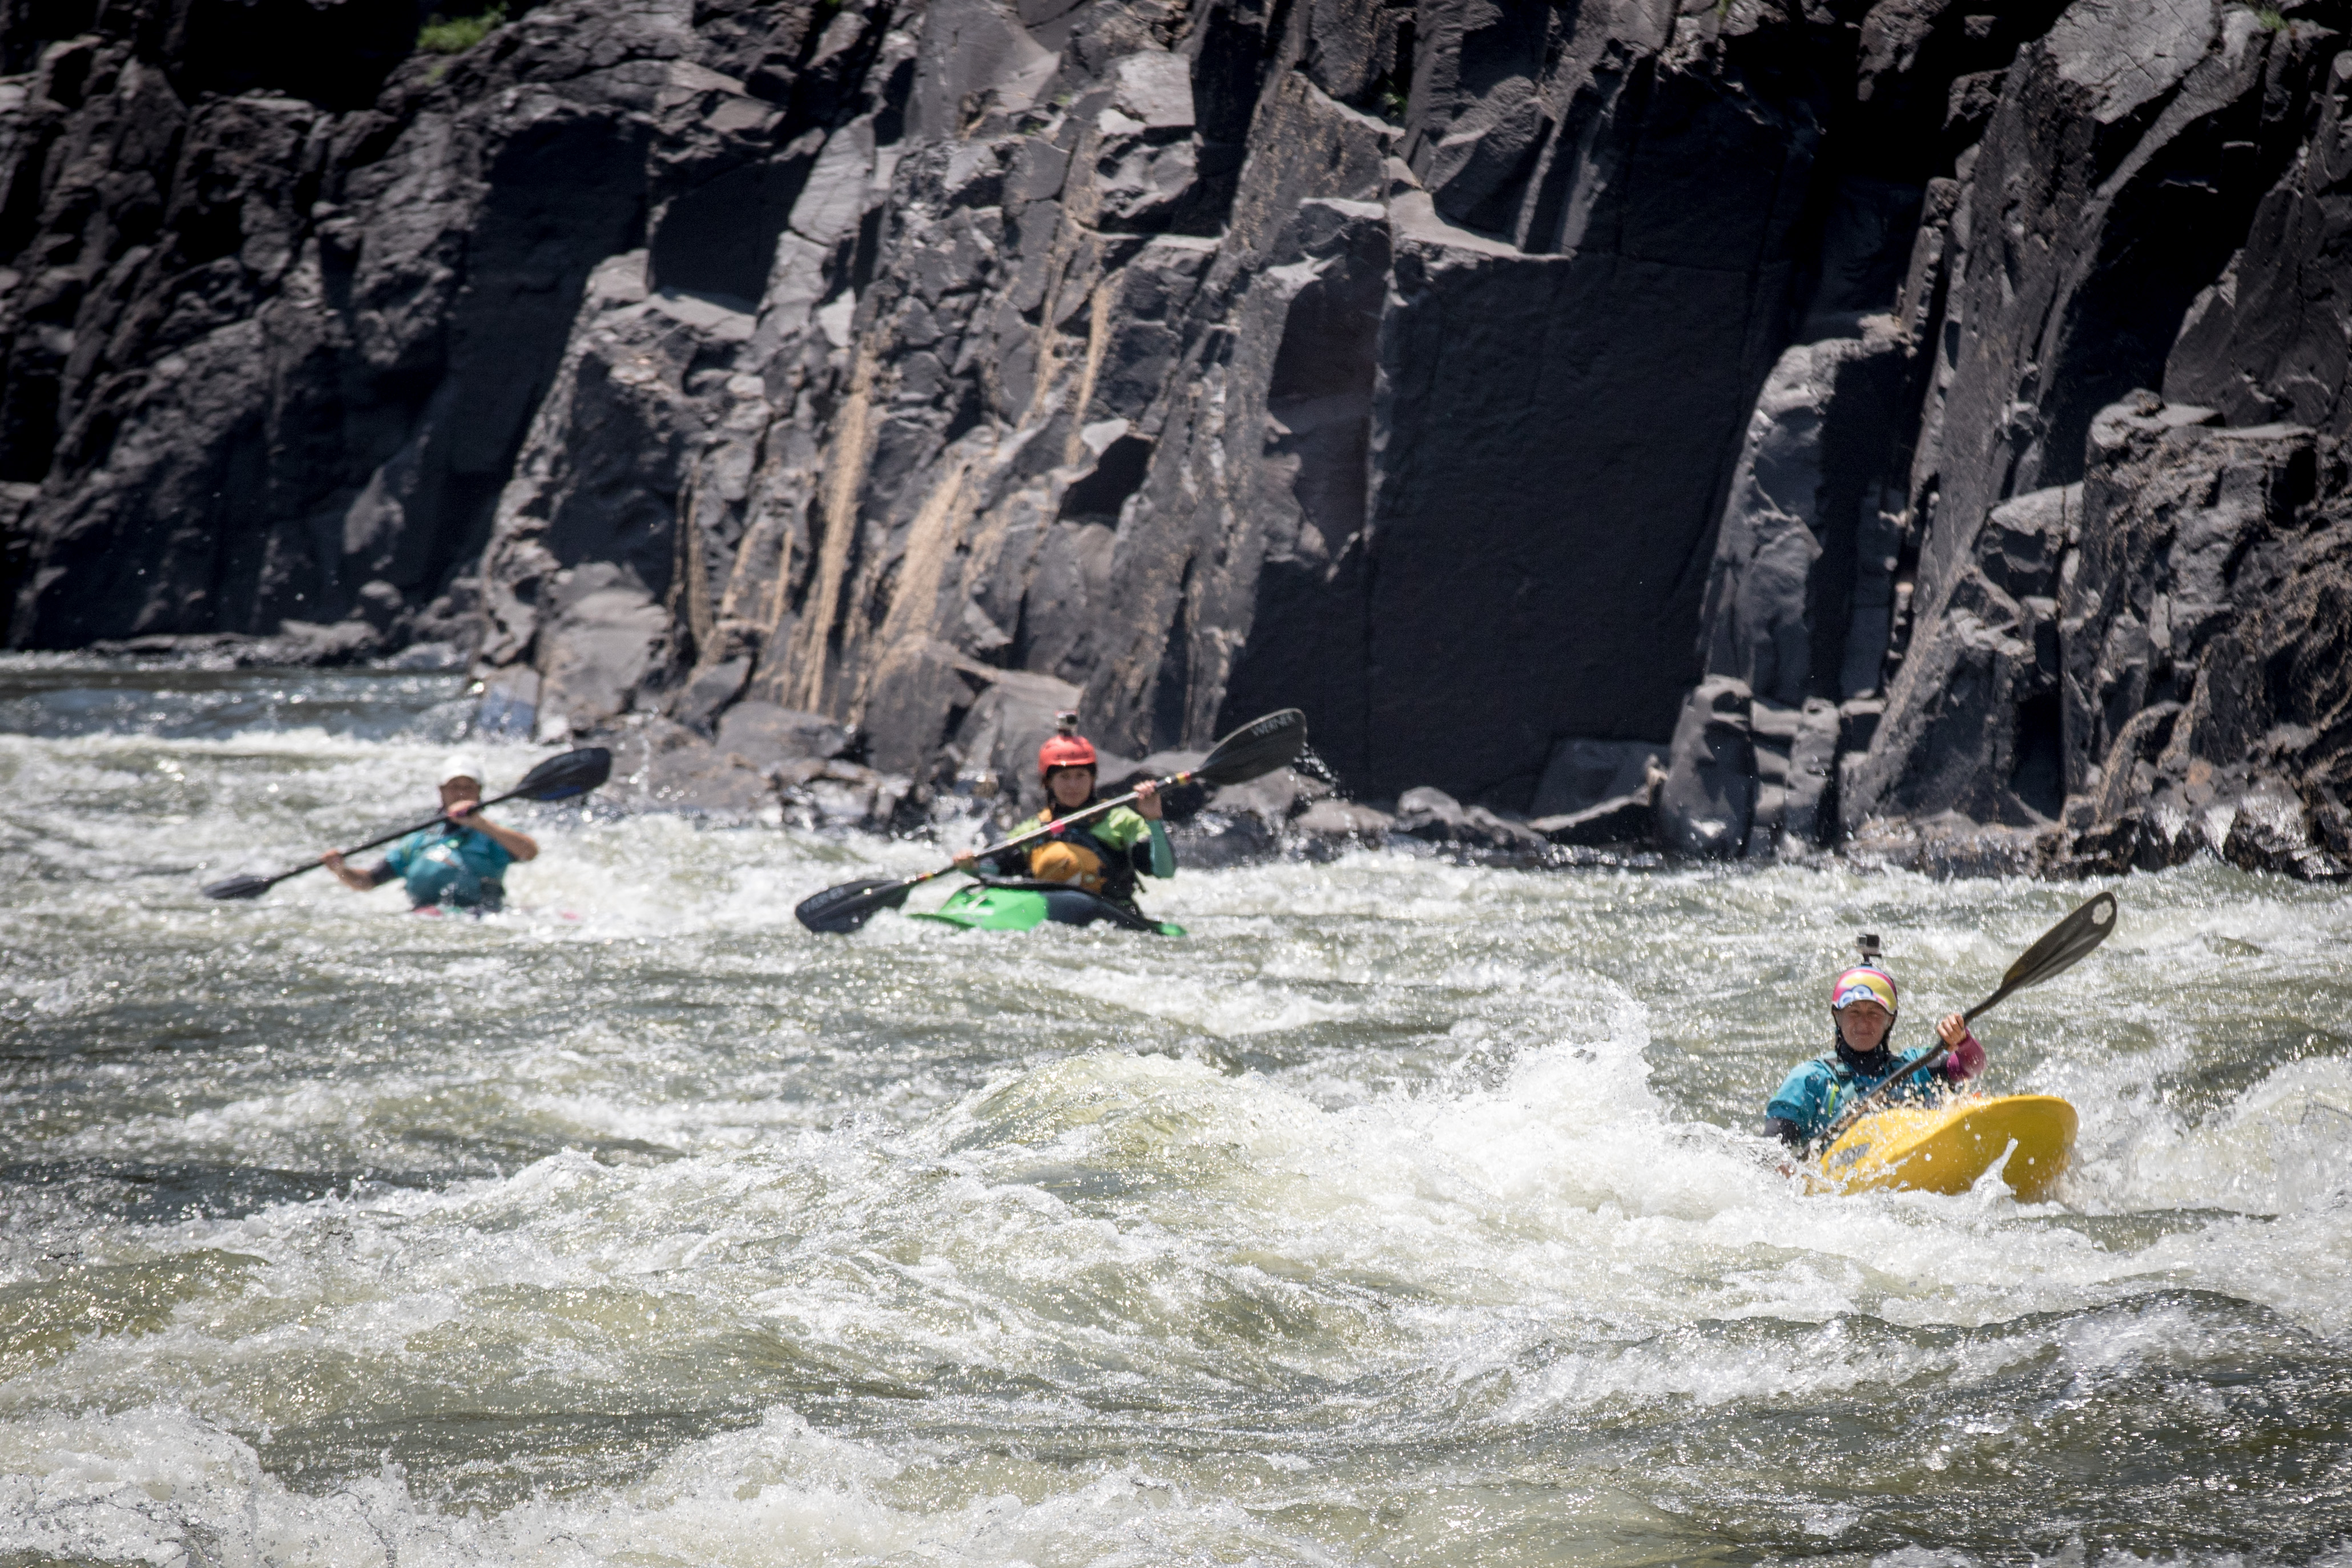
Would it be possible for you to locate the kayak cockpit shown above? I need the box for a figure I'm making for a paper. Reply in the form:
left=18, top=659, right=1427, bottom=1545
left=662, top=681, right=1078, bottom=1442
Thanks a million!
left=1810, top=1093, right=2077, bottom=1200
left=912, top=880, right=1185, bottom=936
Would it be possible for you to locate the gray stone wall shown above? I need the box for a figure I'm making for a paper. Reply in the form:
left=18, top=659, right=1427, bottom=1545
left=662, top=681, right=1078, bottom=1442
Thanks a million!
left=6, top=0, right=2351, bottom=876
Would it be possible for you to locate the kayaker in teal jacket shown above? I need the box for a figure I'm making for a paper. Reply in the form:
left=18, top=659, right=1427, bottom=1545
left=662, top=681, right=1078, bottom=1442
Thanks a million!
left=952, top=715, right=1173, bottom=912
left=323, top=754, right=538, bottom=912
left=1761, top=959, right=1985, bottom=1147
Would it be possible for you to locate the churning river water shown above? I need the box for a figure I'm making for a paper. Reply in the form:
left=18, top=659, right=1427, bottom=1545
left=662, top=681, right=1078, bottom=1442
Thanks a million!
left=2, top=660, right=2349, bottom=1568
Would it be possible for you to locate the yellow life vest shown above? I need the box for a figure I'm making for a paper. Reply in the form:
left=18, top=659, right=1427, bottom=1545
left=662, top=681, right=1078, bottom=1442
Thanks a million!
left=1029, top=837, right=1107, bottom=893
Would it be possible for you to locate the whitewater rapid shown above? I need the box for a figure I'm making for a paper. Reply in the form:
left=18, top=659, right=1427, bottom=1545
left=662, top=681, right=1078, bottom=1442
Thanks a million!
left=3, top=662, right=2349, bottom=1567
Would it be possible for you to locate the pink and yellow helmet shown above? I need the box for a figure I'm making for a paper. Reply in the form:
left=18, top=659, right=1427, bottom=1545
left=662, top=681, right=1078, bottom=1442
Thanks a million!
left=1830, top=966, right=1898, bottom=1014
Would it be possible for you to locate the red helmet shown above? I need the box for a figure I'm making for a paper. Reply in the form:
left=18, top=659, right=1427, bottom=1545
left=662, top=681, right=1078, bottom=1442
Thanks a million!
left=1039, top=711, right=1097, bottom=777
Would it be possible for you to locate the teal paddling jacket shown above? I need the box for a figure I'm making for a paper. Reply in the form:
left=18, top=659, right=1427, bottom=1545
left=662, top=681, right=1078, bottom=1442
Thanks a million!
left=370, top=823, right=514, bottom=910
left=1765, top=1033, right=1980, bottom=1144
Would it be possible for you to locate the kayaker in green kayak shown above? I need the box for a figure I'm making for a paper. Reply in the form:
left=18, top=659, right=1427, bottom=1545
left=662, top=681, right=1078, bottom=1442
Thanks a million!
left=1761, top=947, right=1985, bottom=1147
left=952, top=714, right=1173, bottom=914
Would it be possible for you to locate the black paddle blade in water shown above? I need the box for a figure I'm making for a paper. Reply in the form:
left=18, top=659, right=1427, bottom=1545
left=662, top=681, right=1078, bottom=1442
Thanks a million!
left=201, top=872, right=280, bottom=901
left=514, top=747, right=611, bottom=800
left=1194, top=708, right=1307, bottom=786
left=1967, top=889, right=2119, bottom=1020
left=795, top=877, right=912, bottom=936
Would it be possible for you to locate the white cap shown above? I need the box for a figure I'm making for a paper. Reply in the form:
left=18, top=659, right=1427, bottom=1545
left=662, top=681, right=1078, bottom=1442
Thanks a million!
left=439, top=753, right=486, bottom=787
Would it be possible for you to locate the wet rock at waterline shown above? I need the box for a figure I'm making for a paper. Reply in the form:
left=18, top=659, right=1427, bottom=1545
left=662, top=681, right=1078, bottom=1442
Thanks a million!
left=1391, top=786, right=1546, bottom=854
left=1657, top=678, right=1755, bottom=859
left=1531, top=789, right=1657, bottom=851
left=593, top=707, right=913, bottom=829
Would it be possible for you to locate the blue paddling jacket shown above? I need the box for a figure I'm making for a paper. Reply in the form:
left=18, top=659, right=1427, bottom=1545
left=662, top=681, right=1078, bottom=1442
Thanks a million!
left=1766, top=1042, right=1956, bottom=1143
left=376, top=823, right=514, bottom=910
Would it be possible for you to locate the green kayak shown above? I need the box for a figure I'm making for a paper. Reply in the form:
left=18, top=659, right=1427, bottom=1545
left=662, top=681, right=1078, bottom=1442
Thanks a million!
left=911, top=880, right=1185, bottom=937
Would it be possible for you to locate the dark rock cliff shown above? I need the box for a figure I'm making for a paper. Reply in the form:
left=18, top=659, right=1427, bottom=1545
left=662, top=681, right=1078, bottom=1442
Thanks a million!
left=5, top=0, right=2349, bottom=878
left=0, top=0, right=865, bottom=652
left=1673, top=0, right=2352, bottom=877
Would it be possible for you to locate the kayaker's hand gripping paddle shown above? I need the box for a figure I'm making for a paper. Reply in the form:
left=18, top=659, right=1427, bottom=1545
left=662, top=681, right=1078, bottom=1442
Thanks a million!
left=1819, top=890, right=2118, bottom=1142
left=795, top=709, right=1308, bottom=934
left=199, top=747, right=613, bottom=901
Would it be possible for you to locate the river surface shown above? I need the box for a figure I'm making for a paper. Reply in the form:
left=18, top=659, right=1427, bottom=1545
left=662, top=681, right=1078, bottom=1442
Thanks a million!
left=3, top=660, right=2349, bottom=1567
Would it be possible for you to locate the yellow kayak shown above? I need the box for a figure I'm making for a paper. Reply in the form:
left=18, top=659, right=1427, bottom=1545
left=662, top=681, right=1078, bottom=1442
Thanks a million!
left=1813, top=1094, right=2077, bottom=1200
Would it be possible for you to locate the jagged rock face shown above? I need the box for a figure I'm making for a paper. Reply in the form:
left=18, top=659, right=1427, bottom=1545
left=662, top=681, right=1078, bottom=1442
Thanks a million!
left=1840, top=479, right=2076, bottom=831
left=0, top=0, right=848, bottom=649
left=2059, top=400, right=2352, bottom=876
left=0, top=0, right=421, bottom=108
left=1848, top=0, right=2073, bottom=174
left=1677, top=315, right=1910, bottom=854
left=1904, top=2, right=2323, bottom=634
left=1670, top=0, right=2352, bottom=876
left=1699, top=320, right=1911, bottom=714
left=1153, top=2, right=1843, bottom=804
left=463, top=0, right=1856, bottom=808
left=7, top=0, right=2352, bottom=876
left=1828, top=1, right=2352, bottom=879
left=2167, top=48, right=2352, bottom=433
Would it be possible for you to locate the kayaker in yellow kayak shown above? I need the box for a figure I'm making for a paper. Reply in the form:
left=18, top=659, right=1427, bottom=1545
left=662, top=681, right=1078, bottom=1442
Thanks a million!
left=1761, top=957, right=1985, bottom=1147
left=952, top=714, right=1173, bottom=912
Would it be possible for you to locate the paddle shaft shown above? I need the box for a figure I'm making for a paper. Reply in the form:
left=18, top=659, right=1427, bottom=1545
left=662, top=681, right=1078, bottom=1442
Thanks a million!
left=1964, top=987, right=2016, bottom=1025
left=1819, top=978, right=2014, bottom=1138
left=890, top=772, right=1195, bottom=901
left=1815, top=891, right=2119, bottom=1143
left=256, top=783, right=540, bottom=892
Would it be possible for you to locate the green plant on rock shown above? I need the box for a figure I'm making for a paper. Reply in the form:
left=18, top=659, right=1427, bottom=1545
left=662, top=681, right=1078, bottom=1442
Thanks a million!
left=2256, top=6, right=2289, bottom=31
left=418, top=2, right=507, bottom=54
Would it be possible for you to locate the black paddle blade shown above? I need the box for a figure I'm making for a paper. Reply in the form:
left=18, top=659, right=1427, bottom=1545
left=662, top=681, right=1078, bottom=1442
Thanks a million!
left=514, top=746, right=611, bottom=801
left=202, top=873, right=278, bottom=901
left=1194, top=708, right=1308, bottom=787
left=2004, top=890, right=2119, bottom=990
left=1969, top=890, right=2119, bottom=1018
left=795, top=877, right=913, bottom=934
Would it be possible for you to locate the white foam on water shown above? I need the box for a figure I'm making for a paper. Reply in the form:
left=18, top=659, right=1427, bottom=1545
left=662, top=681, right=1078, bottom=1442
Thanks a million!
left=9, top=676, right=2352, bottom=1565
left=4, top=1020, right=2348, bottom=1563
left=0, top=1402, right=1375, bottom=1568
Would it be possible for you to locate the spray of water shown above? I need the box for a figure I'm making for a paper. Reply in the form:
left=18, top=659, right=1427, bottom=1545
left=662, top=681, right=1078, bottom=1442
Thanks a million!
left=4, top=663, right=2350, bottom=1566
